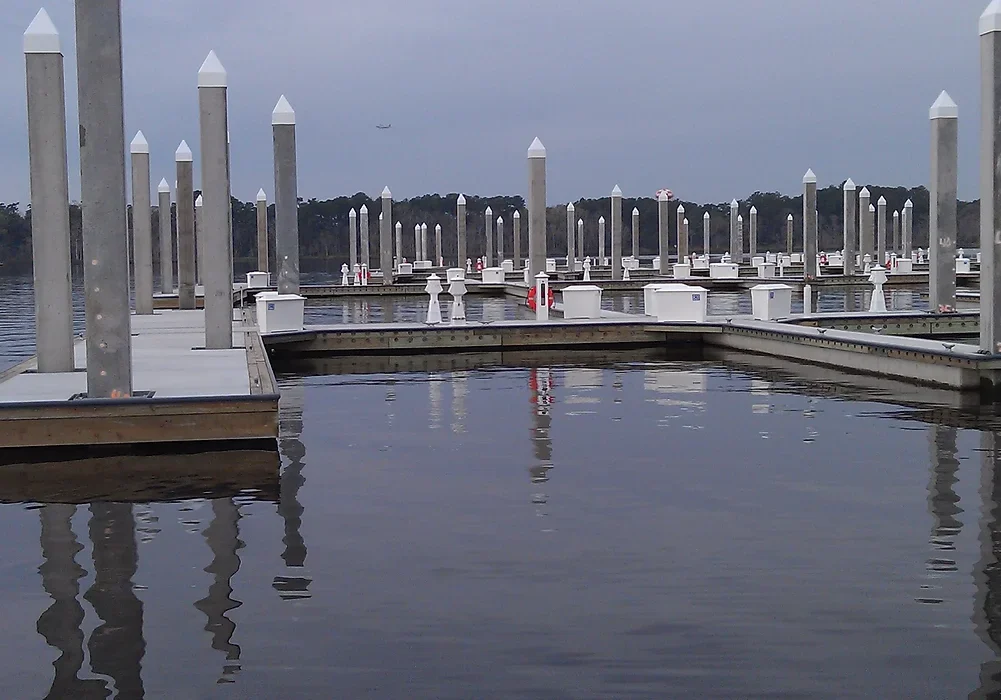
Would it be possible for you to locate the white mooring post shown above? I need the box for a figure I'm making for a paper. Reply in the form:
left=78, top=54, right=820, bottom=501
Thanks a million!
left=877, top=195, right=888, bottom=266
left=457, top=194, right=467, bottom=269
left=843, top=179, right=857, bottom=276
left=395, top=220, right=403, bottom=265
left=729, top=199, right=739, bottom=262
left=658, top=190, right=670, bottom=274
left=130, top=131, right=153, bottom=316
left=157, top=179, right=173, bottom=295
left=359, top=203, right=370, bottom=271
left=75, top=0, right=132, bottom=396
left=611, top=185, right=623, bottom=280
left=749, top=206, right=758, bottom=259
left=567, top=202, right=576, bottom=270
left=257, top=188, right=269, bottom=274
left=175, top=139, right=195, bottom=310
left=272, top=94, right=298, bottom=296
left=577, top=218, right=584, bottom=265
left=631, top=206, right=640, bottom=259
left=25, top=9, right=74, bottom=371
left=414, top=224, right=421, bottom=262
left=485, top=208, right=493, bottom=267
left=598, top=216, right=607, bottom=266
left=892, top=210, right=901, bottom=255
left=859, top=187, right=872, bottom=257
left=930, top=90, right=959, bottom=313
left=381, top=187, right=393, bottom=283
left=903, top=199, right=913, bottom=258
left=703, top=211, right=711, bottom=258
left=436, top=223, right=443, bottom=266
left=497, top=217, right=504, bottom=261
left=528, top=138, right=547, bottom=277
left=786, top=213, right=794, bottom=254
left=349, top=207, right=358, bottom=269
left=803, top=169, right=818, bottom=281
left=194, top=194, right=203, bottom=286
left=677, top=204, right=688, bottom=262
left=513, top=209, right=522, bottom=269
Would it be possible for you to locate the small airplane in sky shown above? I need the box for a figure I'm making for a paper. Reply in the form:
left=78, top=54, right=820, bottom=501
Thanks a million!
left=376, top=124, right=392, bottom=130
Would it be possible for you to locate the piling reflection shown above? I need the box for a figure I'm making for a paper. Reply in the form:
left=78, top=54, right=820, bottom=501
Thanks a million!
left=974, top=431, right=1001, bottom=698
left=274, top=376, right=311, bottom=600
left=926, top=426, right=962, bottom=576
left=529, top=368, right=554, bottom=509
left=451, top=370, right=467, bottom=434
left=193, top=498, right=244, bottom=682
left=37, top=505, right=106, bottom=699
left=84, top=503, right=146, bottom=698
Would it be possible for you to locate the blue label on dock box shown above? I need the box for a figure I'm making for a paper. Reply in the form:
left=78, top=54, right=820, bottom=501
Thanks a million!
left=692, top=294, right=701, bottom=302
left=268, top=303, right=276, bottom=311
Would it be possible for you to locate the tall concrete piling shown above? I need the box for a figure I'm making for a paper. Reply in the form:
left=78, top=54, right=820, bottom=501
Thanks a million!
left=74, top=0, right=132, bottom=396
left=381, top=188, right=393, bottom=284
left=903, top=199, right=913, bottom=258
left=272, top=95, right=298, bottom=295
left=457, top=194, right=467, bottom=269
left=859, top=187, right=873, bottom=256
left=566, top=203, right=575, bottom=268
left=737, top=215, right=744, bottom=262
left=395, top=221, right=403, bottom=264
left=657, top=191, right=670, bottom=274
left=422, top=223, right=429, bottom=261
left=843, top=179, right=857, bottom=276
left=349, top=208, right=358, bottom=268
left=677, top=204, right=688, bottom=261
left=576, top=219, right=584, bottom=263
left=414, top=224, right=421, bottom=262
left=930, top=90, right=958, bottom=313
left=435, top=223, right=443, bottom=265
left=631, top=207, right=640, bottom=259
left=877, top=196, right=888, bottom=265
left=497, top=217, right=504, bottom=261
left=197, top=52, right=233, bottom=353
left=748, top=206, right=757, bottom=258
left=256, top=189, right=268, bottom=273
left=703, top=212, right=710, bottom=257
left=175, top=140, right=195, bottom=310
left=157, top=179, right=172, bottom=294
left=528, top=138, right=547, bottom=277
left=892, top=210, right=901, bottom=254
left=786, top=214, right=794, bottom=254
left=24, top=9, right=74, bottom=371
left=729, top=200, right=739, bottom=262
left=803, top=169, right=818, bottom=280
left=485, top=207, right=494, bottom=266
left=683, top=218, right=690, bottom=259
left=359, top=203, right=370, bottom=270
left=982, top=2, right=1001, bottom=351
left=611, top=185, right=623, bottom=280
left=598, top=216, right=606, bottom=265
left=129, top=132, right=153, bottom=315
left=194, top=194, right=203, bottom=286
left=513, top=209, right=521, bottom=267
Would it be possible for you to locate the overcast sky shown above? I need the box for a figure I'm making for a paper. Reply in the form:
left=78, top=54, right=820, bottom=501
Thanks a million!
left=0, top=0, right=988, bottom=206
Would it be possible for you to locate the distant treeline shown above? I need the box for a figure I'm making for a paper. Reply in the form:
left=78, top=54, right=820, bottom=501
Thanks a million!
left=0, top=185, right=978, bottom=274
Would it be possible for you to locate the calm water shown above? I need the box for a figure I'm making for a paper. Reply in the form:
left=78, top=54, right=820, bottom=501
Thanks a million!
left=4, top=273, right=997, bottom=699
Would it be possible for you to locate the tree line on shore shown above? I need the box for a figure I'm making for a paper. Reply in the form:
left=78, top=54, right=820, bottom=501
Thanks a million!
left=0, top=184, right=978, bottom=274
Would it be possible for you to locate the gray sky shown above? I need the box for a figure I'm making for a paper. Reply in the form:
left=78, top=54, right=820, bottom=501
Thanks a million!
left=0, top=0, right=987, bottom=206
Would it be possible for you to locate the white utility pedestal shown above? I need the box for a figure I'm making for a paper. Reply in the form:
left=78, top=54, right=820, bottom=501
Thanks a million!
left=673, top=263, right=692, bottom=279
left=750, top=283, right=793, bottom=321
left=654, top=284, right=708, bottom=323
left=894, top=259, right=913, bottom=274
left=247, top=271, right=270, bottom=288
left=710, top=263, right=739, bottom=279
left=561, top=285, right=603, bottom=319
left=481, top=267, right=505, bottom=284
left=255, top=291, right=305, bottom=334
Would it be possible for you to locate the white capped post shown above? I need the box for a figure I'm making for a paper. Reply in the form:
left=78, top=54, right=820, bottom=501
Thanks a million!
left=599, top=216, right=607, bottom=265
left=175, top=139, right=195, bottom=310
left=157, top=178, right=173, bottom=295
left=485, top=206, right=494, bottom=267
left=360, top=203, right=370, bottom=270
left=677, top=204, right=688, bottom=262
left=631, top=206, right=640, bottom=260
left=256, top=188, right=269, bottom=273
left=859, top=187, right=873, bottom=256
left=877, top=195, right=888, bottom=266
left=272, top=94, right=299, bottom=296
left=130, top=132, right=153, bottom=315
left=657, top=190, right=670, bottom=274
left=803, top=169, right=818, bottom=280
left=748, top=206, right=757, bottom=259
left=457, top=194, right=467, bottom=269
left=903, top=199, right=913, bottom=258
left=435, top=223, right=443, bottom=265
left=25, top=8, right=74, bottom=370
left=567, top=202, right=576, bottom=269
left=931, top=90, right=958, bottom=313
left=349, top=207, right=358, bottom=269
left=786, top=213, right=794, bottom=254
left=528, top=138, right=547, bottom=276
left=703, top=211, right=711, bottom=258
left=843, top=179, right=857, bottom=276
left=513, top=209, right=522, bottom=268
left=611, top=186, right=623, bottom=280
left=729, top=199, right=740, bottom=263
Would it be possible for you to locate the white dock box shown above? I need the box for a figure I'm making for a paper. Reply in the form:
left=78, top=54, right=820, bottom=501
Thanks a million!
left=397, top=262, right=414, bottom=275
left=894, top=258, right=913, bottom=274
left=545, top=259, right=557, bottom=273
left=413, top=260, right=432, bottom=270
left=643, top=283, right=674, bottom=316
left=501, top=259, right=514, bottom=272
left=561, top=285, right=603, bottom=319
left=673, top=263, right=692, bottom=279
left=246, top=271, right=270, bottom=288
left=791, top=253, right=803, bottom=264
left=754, top=262, right=776, bottom=278
left=692, top=256, right=710, bottom=270
left=256, top=291, right=305, bottom=334
left=654, top=284, right=708, bottom=323
left=750, top=283, right=793, bottom=321
left=481, top=267, right=505, bottom=284
left=652, top=256, right=661, bottom=269
left=956, top=258, right=972, bottom=274
left=710, top=263, right=739, bottom=279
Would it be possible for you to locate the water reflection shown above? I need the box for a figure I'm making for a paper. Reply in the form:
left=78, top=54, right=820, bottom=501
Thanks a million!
left=975, top=431, right=1001, bottom=698
left=529, top=368, right=554, bottom=510
left=274, top=377, right=311, bottom=600
left=84, top=503, right=146, bottom=698
left=927, top=426, right=962, bottom=576
left=451, top=370, right=467, bottom=434
left=193, top=499, right=244, bottom=683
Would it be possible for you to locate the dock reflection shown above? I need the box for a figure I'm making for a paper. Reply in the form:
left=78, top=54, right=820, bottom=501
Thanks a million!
left=274, top=377, right=311, bottom=600
left=974, top=430, right=1001, bottom=698
left=529, top=368, right=554, bottom=509
left=927, top=426, right=962, bottom=576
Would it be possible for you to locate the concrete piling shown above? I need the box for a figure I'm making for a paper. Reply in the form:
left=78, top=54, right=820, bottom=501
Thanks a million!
left=24, top=8, right=74, bottom=370
left=360, top=204, right=370, bottom=270
left=175, top=140, right=195, bottom=310
left=729, top=200, right=739, bottom=262
left=272, top=95, right=299, bottom=295
left=74, top=0, right=132, bottom=396
left=843, top=179, right=857, bottom=276
left=414, top=224, right=421, bottom=262
left=859, top=187, right=873, bottom=256
left=435, top=223, right=443, bottom=265
left=982, top=2, right=1001, bottom=351
left=577, top=219, right=584, bottom=264
left=566, top=203, right=576, bottom=269
left=256, top=188, right=268, bottom=273
left=803, top=169, right=818, bottom=281
left=930, top=90, right=958, bottom=313
left=892, top=210, right=901, bottom=254
left=903, top=199, right=913, bottom=258
left=395, top=221, right=403, bottom=265
left=598, top=216, right=606, bottom=265
left=194, top=193, right=202, bottom=285
left=611, top=185, right=623, bottom=281
left=737, top=215, right=744, bottom=263
left=703, top=212, right=710, bottom=257
left=485, top=207, right=494, bottom=267
left=786, top=214, right=794, bottom=254
left=129, top=132, right=153, bottom=315
left=422, top=223, right=429, bottom=262
left=381, top=188, right=393, bottom=283
left=631, top=207, right=640, bottom=259
left=877, top=195, right=888, bottom=265
left=497, top=217, right=504, bottom=261
left=677, top=204, right=688, bottom=262
left=749, top=206, right=757, bottom=259
left=157, top=179, right=172, bottom=295
left=528, top=138, right=547, bottom=277
left=349, top=208, right=358, bottom=268
left=657, top=191, right=670, bottom=274
left=457, top=194, right=467, bottom=270
left=513, top=209, right=521, bottom=268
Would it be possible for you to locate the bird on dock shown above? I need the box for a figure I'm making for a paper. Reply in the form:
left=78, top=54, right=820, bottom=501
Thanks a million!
left=817, top=328, right=828, bottom=335
left=943, top=343, right=956, bottom=351
left=870, top=325, right=885, bottom=334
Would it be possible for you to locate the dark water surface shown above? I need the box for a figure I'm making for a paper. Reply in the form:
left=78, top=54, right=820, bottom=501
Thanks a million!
left=2, top=274, right=998, bottom=699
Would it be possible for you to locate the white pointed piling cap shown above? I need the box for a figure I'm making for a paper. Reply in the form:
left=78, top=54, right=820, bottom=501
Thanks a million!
left=860, top=186, right=870, bottom=197
left=197, top=50, right=227, bottom=88
left=157, top=178, right=170, bottom=193
left=633, top=207, right=640, bottom=215
left=382, top=186, right=392, bottom=199
left=894, top=210, right=900, bottom=218
left=750, top=206, right=757, bottom=214
left=175, top=140, right=193, bottom=162
left=803, top=169, right=817, bottom=184
left=486, top=206, right=493, bottom=215
left=457, top=194, right=466, bottom=206
left=567, top=202, right=575, bottom=212
left=528, top=137, right=546, bottom=158
left=395, top=221, right=401, bottom=230
left=658, top=190, right=670, bottom=202
left=684, top=218, right=689, bottom=225
left=497, top=216, right=503, bottom=224
left=878, top=196, right=887, bottom=205
left=677, top=204, right=685, bottom=214
left=272, top=95, right=295, bottom=125
left=905, top=199, right=913, bottom=208
left=379, top=212, right=383, bottom=220
left=787, top=214, right=794, bottom=221
left=731, top=199, right=739, bottom=208
left=612, top=185, right=622, bottom=196
left=738, top=214, right=743, bottom=222
left=704, top=212, right=710, bottom=220
left=599, top=216, right=605, bottom=224
left=844, top=178, right=856, bottom=190
left=981, top=0, right=1001, bottom=35
left=929, top=90, right=958, bottom=119
left=360, top=204, right=368, bottom=214
left=578, top=218, right=584, bottom=226
left=195, top=195, right=203, bottom=207
left=130, top=131, right=149, bottom=154
left=24, top=8, right=60, bottom=54
left=257, top=188, right=267, bottom=202
left=349, top=208, right=356, bottom=217
left=436, top=224, right=442, bottom=232
left=513, top=210, right=520, bottom=219
left=869, top=204, right=876, bottom=212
